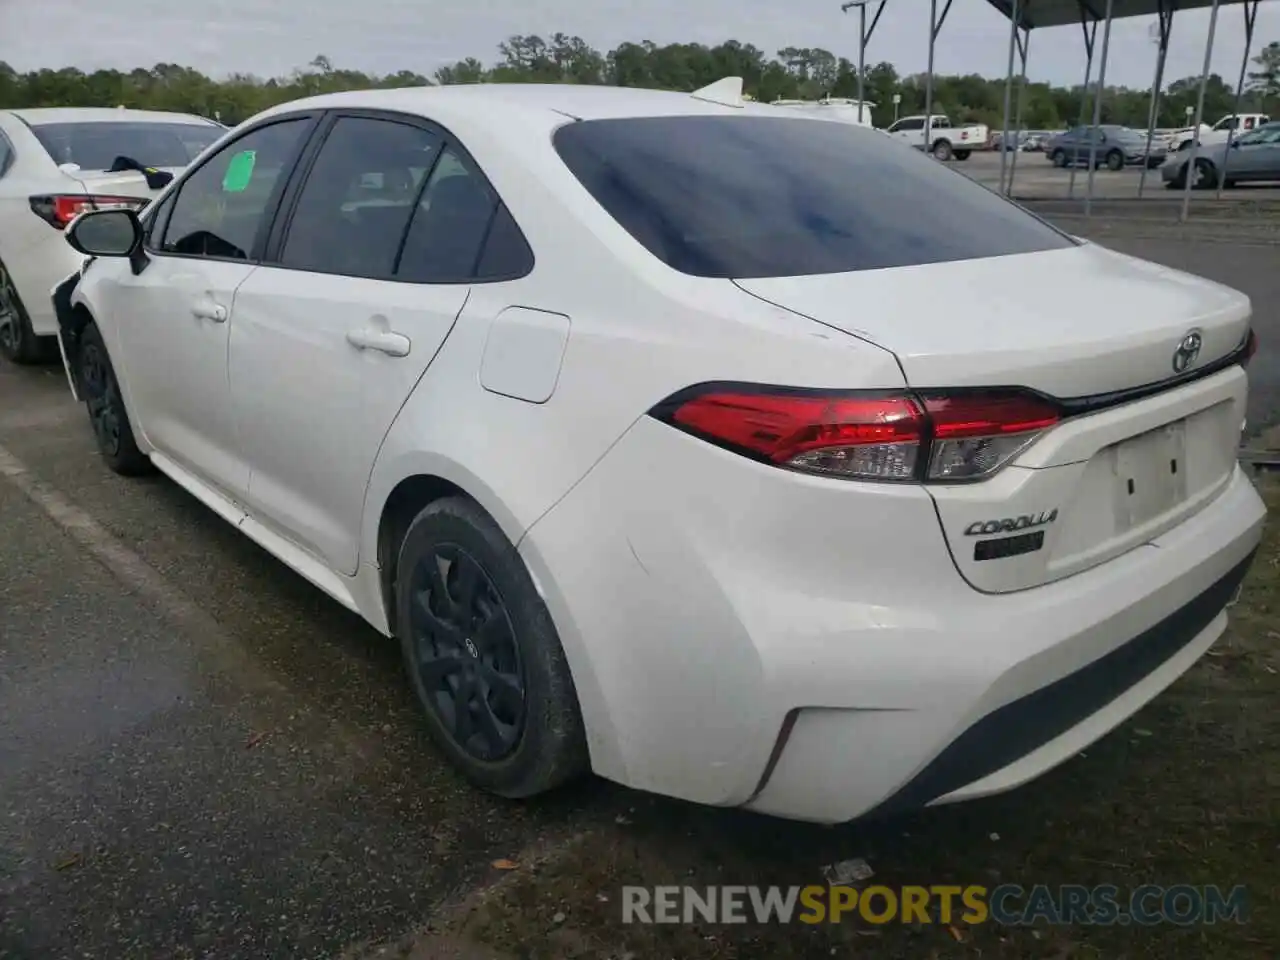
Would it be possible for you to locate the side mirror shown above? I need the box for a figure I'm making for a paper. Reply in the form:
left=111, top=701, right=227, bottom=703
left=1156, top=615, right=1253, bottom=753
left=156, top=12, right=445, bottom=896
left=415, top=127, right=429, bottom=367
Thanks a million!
left=65, top=208, right=149, bottom=275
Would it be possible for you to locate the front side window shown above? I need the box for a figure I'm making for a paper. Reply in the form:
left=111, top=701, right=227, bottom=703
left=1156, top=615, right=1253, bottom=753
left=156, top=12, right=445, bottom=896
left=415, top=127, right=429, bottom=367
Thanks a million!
left=161, top=118, right=311, bottom=261
left=29, top=121, right=222, bottom=170
left=553, top=114, right=1075, bottom=280
left=279, top=116, right=442, bottom=278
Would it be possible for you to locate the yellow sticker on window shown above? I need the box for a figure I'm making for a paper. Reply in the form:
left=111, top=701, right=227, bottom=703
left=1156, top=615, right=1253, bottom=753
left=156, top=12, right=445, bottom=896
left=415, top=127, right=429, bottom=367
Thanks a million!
left=222, top=150, right=256, bottom=192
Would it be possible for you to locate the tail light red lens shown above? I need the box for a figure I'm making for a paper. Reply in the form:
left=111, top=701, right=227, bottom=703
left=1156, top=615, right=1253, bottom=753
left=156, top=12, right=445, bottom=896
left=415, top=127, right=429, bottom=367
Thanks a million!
left=1242, top=328, right=1258, bottom=367
left=29, top=194, right=148, bottom=230
left=652, top=385, right=1061, bottom=483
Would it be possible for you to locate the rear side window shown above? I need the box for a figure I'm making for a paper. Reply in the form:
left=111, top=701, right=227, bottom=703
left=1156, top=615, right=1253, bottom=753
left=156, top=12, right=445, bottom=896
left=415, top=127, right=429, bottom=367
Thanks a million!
left=29, top=121, right=222, bottom=169
left=395, top=146, right=533, bottom=283
left=553, top=115, right=1074, bottom=280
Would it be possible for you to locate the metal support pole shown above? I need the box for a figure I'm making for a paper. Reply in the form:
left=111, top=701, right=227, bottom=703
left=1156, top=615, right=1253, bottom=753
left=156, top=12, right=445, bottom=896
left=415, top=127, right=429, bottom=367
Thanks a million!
left=858, top=4, right=867, bottom=123
left=841, top=2, right=886, bottom=125
left=1180, top=0, right=1222, bottom=222
left=999, top=0, right=1021, bottom=195
left=1138, top=1, right=1174, bottom=199
left=1084, top=0, right=1115, bottom=219
left=921, top=0, right=953, bottom=155
left=1007, top=26, right=1031, bottom=196
left=1217, top=0, right=1260, bottom=199
left=1066, top=8, right=1097, bottom=201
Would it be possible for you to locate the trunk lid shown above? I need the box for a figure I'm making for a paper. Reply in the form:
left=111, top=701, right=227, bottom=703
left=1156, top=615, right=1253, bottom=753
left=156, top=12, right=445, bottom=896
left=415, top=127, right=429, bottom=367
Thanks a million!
left=60, top=165, right=185, bottom=204
left=734, top=243, right=1250, bottom=399
left=735, top=243, right=1252, bottom=593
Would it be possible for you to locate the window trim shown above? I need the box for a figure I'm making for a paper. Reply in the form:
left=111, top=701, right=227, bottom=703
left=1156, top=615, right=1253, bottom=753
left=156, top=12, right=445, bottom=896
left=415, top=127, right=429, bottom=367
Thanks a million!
left=262, top=107, right=534, bottom=285
left=141, top=190, right=177, bottom=248
left=0, top=128, right=13, bottom=177
left=147, top=111, right=323, bottom=266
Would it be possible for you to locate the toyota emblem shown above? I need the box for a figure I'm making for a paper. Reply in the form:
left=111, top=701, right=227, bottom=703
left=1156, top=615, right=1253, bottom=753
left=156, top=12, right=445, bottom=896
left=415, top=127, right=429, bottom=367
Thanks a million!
left=1172, top=330, right=1202, bottom=373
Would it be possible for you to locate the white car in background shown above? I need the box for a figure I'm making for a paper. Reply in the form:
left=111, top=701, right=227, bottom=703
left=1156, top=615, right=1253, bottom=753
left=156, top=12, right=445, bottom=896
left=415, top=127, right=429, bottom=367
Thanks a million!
left=51, top=79, right=1263, bottom=823
left=0, top=107, right=225, bottom=364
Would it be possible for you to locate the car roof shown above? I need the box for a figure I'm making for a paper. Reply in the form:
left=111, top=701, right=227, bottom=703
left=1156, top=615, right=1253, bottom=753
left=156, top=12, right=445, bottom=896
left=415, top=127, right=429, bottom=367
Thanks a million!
left=8, top=107, right=220, bottom=126
left=251, top=82, right=785, bottom=129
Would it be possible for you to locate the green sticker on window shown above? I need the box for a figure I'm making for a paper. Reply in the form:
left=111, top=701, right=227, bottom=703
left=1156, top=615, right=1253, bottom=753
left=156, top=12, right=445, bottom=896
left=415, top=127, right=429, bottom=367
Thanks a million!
left=222, top=150, right=256, bottom=192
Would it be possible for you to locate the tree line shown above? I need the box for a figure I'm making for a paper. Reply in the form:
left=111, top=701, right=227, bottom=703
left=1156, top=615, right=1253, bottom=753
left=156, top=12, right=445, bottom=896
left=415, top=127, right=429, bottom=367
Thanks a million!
left=3, top=35, right=1278, bottom=131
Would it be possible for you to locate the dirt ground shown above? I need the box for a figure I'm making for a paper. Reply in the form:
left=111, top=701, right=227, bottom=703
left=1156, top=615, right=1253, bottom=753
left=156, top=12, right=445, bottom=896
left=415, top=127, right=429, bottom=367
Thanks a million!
left=366, top=478, right=1280, bottom=960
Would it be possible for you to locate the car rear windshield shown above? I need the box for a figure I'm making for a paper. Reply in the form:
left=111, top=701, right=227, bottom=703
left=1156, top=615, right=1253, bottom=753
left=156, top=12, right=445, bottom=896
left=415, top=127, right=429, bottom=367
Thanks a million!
left=30, top=121, right=223, bottom=170
left=552, top=115, right=1076, bottom=279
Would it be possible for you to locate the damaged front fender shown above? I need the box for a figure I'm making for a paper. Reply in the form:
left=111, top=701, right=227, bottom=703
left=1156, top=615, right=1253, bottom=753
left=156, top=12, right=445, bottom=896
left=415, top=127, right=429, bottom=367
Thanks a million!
left=50, top=261, right=91, bottom=401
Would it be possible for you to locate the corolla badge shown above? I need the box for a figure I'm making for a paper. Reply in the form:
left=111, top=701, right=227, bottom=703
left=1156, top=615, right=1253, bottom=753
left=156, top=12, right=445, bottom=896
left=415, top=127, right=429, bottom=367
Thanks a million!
left=1172, top=330, right=1203, bottom=373
left=964, top=509, right=1058, bottom=537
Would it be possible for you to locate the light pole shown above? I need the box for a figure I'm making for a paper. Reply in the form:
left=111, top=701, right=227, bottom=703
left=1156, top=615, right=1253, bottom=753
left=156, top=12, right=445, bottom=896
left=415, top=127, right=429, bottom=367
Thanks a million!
left=841, top=1, right=870, bottom=124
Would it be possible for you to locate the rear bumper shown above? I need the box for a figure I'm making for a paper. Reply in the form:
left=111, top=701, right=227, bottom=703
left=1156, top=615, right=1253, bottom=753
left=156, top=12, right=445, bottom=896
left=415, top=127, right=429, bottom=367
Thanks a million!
left=522, top=408, right=1266, bottom=823
left=12, top=230, right=83, bottom=337
left=745, top=466, right=1263, bottom=822
left=866, top=545, right=1253, bottom=817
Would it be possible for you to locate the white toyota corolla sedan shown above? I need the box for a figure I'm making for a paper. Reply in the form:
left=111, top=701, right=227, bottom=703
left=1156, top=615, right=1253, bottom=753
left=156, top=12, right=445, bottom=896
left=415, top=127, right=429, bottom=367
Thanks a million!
left=50, top=79, right=1264, bottom=823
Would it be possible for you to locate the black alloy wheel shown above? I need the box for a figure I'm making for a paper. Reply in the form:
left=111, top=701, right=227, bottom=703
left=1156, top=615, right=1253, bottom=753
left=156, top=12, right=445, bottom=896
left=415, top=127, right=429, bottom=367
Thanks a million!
left=79, top=337, right=123, bottom=458
left=408, top=543, right=527, bottom=762
left=75, top=322, right=151, bottom=474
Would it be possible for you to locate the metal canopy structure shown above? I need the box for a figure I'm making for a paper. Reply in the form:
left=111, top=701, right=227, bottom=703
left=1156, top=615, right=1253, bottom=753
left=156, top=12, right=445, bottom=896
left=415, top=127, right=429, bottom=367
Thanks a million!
left=978, top=0, right=1270, bottom=220
left=983, top=0, right=1240, bottom=29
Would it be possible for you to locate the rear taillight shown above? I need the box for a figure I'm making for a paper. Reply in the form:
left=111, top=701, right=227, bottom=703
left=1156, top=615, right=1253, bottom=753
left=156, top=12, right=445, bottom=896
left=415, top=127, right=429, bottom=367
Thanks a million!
left=29, top=194, right=147, bottom=230
left=651, top=385, right=1060, bottom=483
left=920, top=393, right=1061, bottom=481
left=1242, top=328, right=1258, bottom=367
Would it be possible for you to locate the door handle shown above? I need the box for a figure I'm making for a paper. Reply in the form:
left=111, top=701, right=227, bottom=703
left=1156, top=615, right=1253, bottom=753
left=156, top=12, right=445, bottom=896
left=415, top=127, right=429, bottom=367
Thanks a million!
left=346, top=328, right=411, bottom=357
left=192, top=300, right=228, bottom=323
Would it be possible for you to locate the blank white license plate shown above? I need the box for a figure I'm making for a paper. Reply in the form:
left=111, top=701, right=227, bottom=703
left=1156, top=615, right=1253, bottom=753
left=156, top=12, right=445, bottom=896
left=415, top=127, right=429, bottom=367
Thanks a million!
left=1113, top=420, right=1188, bottom=530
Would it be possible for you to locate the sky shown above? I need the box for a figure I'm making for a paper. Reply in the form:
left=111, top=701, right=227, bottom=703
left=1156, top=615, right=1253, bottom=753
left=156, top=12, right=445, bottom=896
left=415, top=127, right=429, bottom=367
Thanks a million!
left=2, top=0, right=1279, bottom=91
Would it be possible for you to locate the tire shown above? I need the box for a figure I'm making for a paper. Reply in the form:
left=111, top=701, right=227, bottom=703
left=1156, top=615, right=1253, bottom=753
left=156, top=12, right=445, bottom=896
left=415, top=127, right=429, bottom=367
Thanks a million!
left=1051, top=149, right=1067, bottom=168
left=1192, top=159, right=1218, bottom=190
left=1105, top=150, right=1124, bottom=171
left=0, top=260, right=56, bottom=366
left=953, top=149, right=970, bottom=161
left=76, top=322, right=152, bottom=476
left=395, top=496, right=588, bottom=799
left=931, top=139, right=953, bottom=161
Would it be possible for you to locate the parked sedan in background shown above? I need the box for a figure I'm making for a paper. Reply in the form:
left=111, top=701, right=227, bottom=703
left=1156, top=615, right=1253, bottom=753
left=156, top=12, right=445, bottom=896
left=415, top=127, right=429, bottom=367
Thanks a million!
left=0, top=107, right=225, bottom=363
left=1161, top=121, right=1280, bottom=190
left=1044, top=125, right=1165, bottom=170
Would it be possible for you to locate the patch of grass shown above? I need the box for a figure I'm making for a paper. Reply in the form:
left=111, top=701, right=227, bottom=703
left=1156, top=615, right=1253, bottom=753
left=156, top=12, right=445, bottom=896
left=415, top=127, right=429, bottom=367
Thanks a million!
left=440, top=480, right=1280, bottom=960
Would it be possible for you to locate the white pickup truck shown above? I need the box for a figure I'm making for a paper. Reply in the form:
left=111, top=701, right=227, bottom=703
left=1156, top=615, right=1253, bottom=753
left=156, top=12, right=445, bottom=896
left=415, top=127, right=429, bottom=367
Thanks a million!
left=1165, top=113, right=1272, bottom=152
left=882, top=114, right=990, bottom=161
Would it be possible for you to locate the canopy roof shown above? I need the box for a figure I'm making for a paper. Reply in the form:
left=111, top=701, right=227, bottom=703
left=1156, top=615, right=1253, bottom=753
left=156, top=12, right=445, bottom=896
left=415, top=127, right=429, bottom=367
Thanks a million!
left=983, top=0, right=1258, bottom=31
